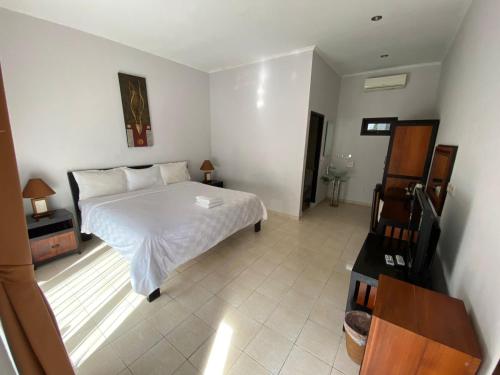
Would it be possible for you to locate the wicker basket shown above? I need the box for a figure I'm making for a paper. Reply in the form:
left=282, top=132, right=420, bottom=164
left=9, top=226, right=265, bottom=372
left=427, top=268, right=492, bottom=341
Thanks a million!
left=344, top=311, right=372, bottom=364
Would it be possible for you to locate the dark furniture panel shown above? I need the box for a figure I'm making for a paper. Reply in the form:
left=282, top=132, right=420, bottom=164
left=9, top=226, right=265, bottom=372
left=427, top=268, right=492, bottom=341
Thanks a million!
left=202, top=180, right=223, bottom=188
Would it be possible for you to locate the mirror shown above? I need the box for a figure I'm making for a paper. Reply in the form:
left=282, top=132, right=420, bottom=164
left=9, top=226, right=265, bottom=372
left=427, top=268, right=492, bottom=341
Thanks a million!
left=426, top=145, right=458, bottom=215
left=323, top=120, right=334, bottom=156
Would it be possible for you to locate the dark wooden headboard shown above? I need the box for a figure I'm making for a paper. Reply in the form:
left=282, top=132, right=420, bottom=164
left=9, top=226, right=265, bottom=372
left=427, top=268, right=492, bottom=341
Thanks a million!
left=68, top=163, right=174, bottom=240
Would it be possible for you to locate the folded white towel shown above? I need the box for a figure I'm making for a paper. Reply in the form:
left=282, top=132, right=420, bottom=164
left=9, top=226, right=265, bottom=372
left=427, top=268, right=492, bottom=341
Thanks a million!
left=196, top=201, right=223, bottom=209
left=196, top=195, right=222, bottom=204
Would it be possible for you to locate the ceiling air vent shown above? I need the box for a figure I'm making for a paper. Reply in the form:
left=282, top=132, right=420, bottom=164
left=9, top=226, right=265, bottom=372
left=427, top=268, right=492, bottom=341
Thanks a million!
left=364, top=73, right=408, bottom=91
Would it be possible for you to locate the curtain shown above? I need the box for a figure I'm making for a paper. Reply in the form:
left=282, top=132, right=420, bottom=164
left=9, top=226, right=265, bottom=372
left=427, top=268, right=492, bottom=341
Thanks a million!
left=0, top=65, right=74, bottom=374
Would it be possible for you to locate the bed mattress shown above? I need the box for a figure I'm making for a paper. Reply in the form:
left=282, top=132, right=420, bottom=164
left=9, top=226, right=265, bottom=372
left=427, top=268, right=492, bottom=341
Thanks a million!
left=79, top=181, right=267, bottom=295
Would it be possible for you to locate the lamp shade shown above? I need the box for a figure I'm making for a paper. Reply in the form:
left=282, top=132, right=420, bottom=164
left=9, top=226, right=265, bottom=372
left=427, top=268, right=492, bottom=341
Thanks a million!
left=22, top=178, right=55, bottom=199
left=200, top=160, right=215, bottom=171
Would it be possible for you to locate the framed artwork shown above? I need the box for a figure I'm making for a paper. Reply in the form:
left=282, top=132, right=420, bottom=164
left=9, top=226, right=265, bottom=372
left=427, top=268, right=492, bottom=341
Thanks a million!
left=118, top=73, right=153, bottom=147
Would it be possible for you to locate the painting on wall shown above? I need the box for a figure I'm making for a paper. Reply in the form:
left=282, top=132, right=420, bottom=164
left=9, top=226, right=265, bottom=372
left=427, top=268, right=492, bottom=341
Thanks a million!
left=118, top=73, right=153, bottom=147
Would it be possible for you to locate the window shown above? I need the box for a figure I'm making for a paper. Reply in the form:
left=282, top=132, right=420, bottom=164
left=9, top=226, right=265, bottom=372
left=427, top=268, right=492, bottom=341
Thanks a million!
left=360, top=117, right=398, bottom=136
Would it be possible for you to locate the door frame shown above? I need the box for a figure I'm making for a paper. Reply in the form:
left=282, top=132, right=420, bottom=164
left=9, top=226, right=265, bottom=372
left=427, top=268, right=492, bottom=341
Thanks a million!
left=302, top=110, right=325, bottom=211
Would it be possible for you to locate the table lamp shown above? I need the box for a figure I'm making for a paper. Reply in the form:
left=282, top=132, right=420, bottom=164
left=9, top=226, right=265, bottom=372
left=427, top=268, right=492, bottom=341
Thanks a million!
left=200, top=160, right=215, bottom=182
left=22, top=178, right=55, bottom=218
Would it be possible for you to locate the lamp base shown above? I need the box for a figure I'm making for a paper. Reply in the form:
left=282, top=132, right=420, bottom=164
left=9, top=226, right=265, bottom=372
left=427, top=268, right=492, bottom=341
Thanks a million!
left=203, top=172, right=212, bottom=183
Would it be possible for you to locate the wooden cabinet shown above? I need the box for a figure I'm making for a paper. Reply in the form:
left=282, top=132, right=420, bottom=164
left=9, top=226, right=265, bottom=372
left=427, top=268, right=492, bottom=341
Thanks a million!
left=27, top=209, right=80, bottom=266
left=361, top=275, right=481, bottom=375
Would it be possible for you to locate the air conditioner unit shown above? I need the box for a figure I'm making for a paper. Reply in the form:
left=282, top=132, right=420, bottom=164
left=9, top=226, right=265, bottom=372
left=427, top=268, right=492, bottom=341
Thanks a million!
left=364, top=73, right=408, bottom=91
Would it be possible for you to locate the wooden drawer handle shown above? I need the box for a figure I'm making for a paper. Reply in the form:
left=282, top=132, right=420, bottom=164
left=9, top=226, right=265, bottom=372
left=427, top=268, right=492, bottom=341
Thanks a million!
left=51, top=244, right=60, bottom=248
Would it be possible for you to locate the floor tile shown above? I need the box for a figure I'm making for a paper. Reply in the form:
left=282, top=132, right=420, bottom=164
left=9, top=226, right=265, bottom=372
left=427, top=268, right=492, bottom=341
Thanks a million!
left=269, top=266, right=300, bottom=287
left=238, top=291, right=279, bottom=323
left=129, top=339, right=185, bottom=375
left=234, top=269, right=267, bottom=290
left=162, top=273, right=196, bottom=298
left=172, top=361, right=200, bottom=375
left=280, top=345, right=331, bottom=375
left=264, top=305, right=307, bottom=341
left=256, top=278, right=290, bottom=301
left=229, top=352, right=271, bottom=375
left=198, top=272, right=233, bottom=294
left=175, top=284, right=214, bottom=312
left=195, top=296, right=234, bottom=329
left=149, top=299, right=192, bottom=336
left=188, top=335, right=241, bottom=374
left=75, top=344, right=125, bottom=375
left=249, top=257, right=279, bottom=276
left=220, top=308, right=261, bottom=350
left=167, top=315, right=214, bottom=357
left=245, top=326, right=293, bottom=374
left=309, top=299, right=345, bottom=333
left=279, top=289, right=316, bottom=318
left=296, top=320, right=341, bottom=365
left=112, top=320, right=163, bottom=366
left=332, top=337, right=360, bottom=375
left=118, top=369, right=134, bottom=375
left=217, top=280, right=254, bottom=307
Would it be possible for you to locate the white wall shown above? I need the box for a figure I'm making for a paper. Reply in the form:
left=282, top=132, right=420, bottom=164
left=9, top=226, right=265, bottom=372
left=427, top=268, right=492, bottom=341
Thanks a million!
left=210, top=51, right=313, bottom=217
left=0, top=9, right=211, bottom=214
left=435, top=0, right=500, bottom=372
left=305, top=52, right=341, bottom=205
left=332, top=64, right=441, bottom=204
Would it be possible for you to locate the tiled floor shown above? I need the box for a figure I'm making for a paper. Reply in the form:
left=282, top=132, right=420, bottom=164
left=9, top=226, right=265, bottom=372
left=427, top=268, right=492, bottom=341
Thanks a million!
left=36, top=201, right=370, bottom=375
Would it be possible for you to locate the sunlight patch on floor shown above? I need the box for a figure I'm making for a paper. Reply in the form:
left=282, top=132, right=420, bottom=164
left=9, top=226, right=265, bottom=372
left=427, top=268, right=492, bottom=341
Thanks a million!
left=37, top=241, right=139, bottom=368
left=203, top=321, right=234, bottom=375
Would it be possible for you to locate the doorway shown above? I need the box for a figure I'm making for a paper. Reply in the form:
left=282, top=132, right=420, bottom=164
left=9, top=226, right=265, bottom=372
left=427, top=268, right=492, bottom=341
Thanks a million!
left=302, top=111, right=324, bottom=211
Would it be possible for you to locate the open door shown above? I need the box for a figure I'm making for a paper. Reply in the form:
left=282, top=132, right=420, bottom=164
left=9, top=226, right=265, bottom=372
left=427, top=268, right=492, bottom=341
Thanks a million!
left=382, top=120, right=439, bottom=197
left=302, top=111, right=324, bottom=211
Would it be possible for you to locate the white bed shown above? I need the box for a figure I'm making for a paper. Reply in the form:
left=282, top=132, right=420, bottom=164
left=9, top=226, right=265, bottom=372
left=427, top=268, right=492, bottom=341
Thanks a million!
left=79, top=181, right=267, bottom=297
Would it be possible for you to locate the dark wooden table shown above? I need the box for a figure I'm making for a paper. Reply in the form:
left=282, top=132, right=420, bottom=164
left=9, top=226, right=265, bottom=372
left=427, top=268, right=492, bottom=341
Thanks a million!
left=345, top=233, right=409, bottom=313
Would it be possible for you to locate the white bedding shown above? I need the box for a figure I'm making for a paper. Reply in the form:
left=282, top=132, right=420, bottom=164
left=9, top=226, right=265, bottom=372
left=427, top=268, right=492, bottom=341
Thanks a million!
left=79, top=181, right=267, bottom=296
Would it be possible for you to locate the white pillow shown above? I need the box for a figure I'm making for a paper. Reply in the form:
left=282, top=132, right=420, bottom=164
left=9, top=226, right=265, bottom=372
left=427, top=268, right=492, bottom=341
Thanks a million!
left=124, top=166, right=162, bottom=191
left=157, top=161, right=191, bottom=184
left=73, top=168, right=127, bottom=200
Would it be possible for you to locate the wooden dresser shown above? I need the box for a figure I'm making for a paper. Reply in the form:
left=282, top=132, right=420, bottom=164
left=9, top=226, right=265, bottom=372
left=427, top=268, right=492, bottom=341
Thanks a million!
left=361, top=275, right=481, bottom=375
left=27, top=209, right=79, bottom=267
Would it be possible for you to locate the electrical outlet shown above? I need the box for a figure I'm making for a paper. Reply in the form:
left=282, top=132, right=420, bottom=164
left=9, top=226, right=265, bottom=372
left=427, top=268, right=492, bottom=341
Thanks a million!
left=447, top=183, right=455, bottom=195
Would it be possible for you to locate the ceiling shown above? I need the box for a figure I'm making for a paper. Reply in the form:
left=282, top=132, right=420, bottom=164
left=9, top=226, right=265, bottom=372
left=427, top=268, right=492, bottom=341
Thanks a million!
left=0, top=0, right=471, bottom=74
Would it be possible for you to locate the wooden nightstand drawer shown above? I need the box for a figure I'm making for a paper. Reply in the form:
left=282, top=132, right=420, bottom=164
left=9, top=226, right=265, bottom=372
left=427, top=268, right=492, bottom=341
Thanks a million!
left=30, top=231, right=77, bottom=263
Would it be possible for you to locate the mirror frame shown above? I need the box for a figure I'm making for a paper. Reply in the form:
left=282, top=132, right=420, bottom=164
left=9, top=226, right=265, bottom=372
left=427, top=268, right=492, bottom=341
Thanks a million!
left=426, top=144, right=458, bottom=215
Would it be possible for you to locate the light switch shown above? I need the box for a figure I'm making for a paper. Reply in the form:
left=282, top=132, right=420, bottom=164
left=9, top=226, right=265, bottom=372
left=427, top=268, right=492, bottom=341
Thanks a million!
left=447, top=183, right=455, bottom=195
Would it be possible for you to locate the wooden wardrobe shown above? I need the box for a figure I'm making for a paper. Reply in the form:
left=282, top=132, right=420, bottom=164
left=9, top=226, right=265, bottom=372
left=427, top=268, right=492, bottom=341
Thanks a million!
left=382, top=120, right=439, bottom=197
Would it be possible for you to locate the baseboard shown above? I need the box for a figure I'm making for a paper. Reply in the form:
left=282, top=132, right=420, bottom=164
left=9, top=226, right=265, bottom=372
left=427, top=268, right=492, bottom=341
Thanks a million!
left=267, top=209, right=300, bottom=221
left=344, top=199, right=371, bottom=207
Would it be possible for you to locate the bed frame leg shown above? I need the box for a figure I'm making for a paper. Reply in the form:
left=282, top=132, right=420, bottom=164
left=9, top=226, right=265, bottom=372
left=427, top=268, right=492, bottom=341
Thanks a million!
left=254, top=221, right=261, bottom=233
left=147, top=288, right=161, bottom=303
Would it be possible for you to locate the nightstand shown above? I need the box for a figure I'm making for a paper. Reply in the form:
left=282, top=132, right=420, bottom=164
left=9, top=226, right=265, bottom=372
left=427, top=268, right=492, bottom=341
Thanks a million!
left=202, top=180, right=223, bottom=188
left=26, top=209, right=80, bottom=268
